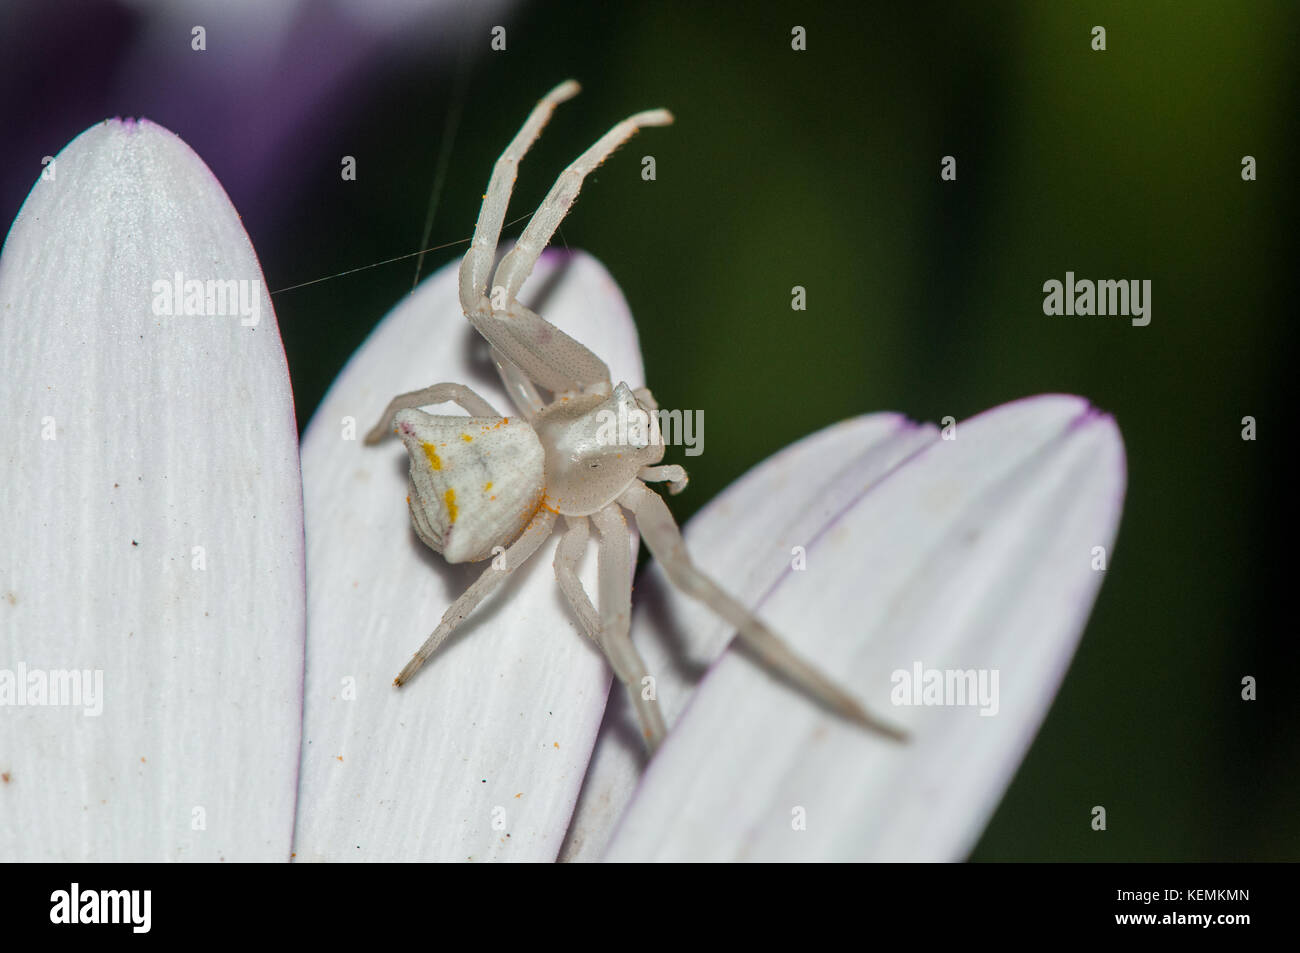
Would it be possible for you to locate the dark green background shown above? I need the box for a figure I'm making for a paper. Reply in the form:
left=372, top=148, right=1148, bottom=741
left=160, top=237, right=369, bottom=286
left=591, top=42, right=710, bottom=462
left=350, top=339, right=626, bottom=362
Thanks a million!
left=268, top=2, right=1294, bottom=861
left=14, top=1, right=1294, bottom=860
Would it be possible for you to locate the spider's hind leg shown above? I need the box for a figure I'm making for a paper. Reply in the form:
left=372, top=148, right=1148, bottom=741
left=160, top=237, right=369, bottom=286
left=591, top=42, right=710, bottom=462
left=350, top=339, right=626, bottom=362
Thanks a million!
left=364, top=383, right=500, bottom=444
left=394, top=507, right=557, bottom=686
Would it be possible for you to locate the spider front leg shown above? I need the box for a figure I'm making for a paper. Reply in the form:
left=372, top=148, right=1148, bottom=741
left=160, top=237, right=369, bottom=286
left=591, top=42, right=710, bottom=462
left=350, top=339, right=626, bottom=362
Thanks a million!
left=618, top=481, right=906, bottom=741
left=490, top=107, right=674, bottom=305
left=458, top=80, right=579, bottom=322
left=490, top=347, right=545, bottom=422
left=364, top=383, right=500, bottom=444
left=553, top=511, right=667, bottom=749
left=457, top=81, right=672, bottom=396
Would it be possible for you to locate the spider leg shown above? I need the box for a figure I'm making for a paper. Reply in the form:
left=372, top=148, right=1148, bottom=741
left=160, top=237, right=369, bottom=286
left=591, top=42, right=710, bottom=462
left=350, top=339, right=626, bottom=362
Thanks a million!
left=393, top=507, right=557, bottom=687
left=554, top=515, right=601, bottom=638
left=462, top=104, right=673, bottom=397
left=492, top=108, right=673, bottom=304
left=554, top=511, right=667, bottom=750
left=638, top=464, right=688, bottom=495
left=491, top=347, right=545, bottom=421
left=472, top=297, right=611, bottom=397
left=458, top=79, right=579, bottom=314
left=591, top=504, right=667, bottom=748
left=455, top=81, right=608, bottom=396
left=364, top=383, right=500, bottom=444
left=617, top=481, right=906, bottom=741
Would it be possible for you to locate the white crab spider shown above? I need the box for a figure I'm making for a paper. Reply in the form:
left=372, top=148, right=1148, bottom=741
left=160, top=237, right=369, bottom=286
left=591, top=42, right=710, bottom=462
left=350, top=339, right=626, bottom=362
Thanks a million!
left=366, top=79, right=903, bottom=750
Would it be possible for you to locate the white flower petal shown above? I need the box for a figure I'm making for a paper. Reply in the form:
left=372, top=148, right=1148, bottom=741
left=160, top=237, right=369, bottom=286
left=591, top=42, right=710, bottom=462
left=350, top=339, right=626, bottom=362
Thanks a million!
left=561, top=412, right=939, bottom=861
left=604, top=395, right=1126, bottom=861
left=294, top=249, right=644, bottom=861
left=0, top=120, right=304, bottom=860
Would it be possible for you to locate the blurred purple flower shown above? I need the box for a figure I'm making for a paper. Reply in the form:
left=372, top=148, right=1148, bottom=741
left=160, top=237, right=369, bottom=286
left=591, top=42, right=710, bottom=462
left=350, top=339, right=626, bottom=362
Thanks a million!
left=0, top=0, right=512, bottom=243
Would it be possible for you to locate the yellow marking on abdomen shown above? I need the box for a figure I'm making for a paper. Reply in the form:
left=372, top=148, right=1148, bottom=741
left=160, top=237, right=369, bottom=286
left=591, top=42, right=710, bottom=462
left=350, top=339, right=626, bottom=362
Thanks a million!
left=444, top=488, right=458, bottom=523
left=421, top=442, right=442, bottom=471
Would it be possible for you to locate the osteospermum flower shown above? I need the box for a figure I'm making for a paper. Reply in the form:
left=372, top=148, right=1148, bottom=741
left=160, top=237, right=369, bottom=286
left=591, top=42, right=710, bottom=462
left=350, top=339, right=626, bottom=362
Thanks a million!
left=1, top=120, right=1125, bottom=863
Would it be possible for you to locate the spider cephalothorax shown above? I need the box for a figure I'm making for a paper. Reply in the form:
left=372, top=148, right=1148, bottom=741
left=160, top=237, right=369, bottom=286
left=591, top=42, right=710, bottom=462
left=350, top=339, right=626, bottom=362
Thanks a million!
left=366, top=80, right=902, bottom=749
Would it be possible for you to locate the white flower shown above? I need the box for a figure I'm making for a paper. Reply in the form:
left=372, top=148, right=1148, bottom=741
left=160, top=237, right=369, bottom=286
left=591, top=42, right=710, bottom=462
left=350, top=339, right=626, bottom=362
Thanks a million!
left=298, top=251, right=1126, bottom=861
left=1, top=121, right=1126, bottom=862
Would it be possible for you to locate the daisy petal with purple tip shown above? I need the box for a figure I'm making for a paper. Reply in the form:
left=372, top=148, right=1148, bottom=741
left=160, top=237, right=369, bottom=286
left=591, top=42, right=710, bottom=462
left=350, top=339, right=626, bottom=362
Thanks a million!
left=602, top=395, right=1125, bottom=861
left=0, top=119, right=304, bottom=861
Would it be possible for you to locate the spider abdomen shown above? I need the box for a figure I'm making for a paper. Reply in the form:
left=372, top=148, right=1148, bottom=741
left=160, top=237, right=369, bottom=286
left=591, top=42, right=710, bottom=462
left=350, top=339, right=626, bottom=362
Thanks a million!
left=394, top=408, right=545, bottom=562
